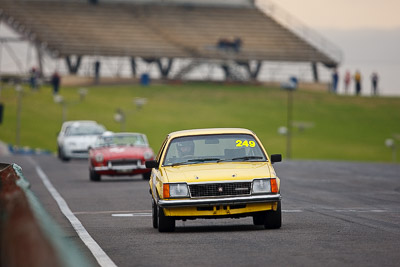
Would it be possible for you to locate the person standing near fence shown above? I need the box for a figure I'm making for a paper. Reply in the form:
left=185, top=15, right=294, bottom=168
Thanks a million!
left=51, top=71, right=61, bottom=95
left=371, top=72, right=379, bottom=96
left=29, top=67, right=39, bottom=90
left=354, top=70, right=362, bottom=96
left=331, top=68, right=339, bottom=94
left=344, top=70, right=351, bottom=94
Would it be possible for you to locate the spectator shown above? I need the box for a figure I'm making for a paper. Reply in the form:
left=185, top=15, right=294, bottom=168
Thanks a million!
left=217, top=37, right=242, bottom=53
left=51, top=71, right=61, bottom=95
left=94, top=61, right=100, bottom=84
left=331, top=68, right=339, bottom=93
left=371, top=72, right=379, bottom=96
left=233, top=37, right=242, bottom=52
left=218, top=38, right=229, bottom=49
left=344, top=70, right=351, bottom=94
left=354, top=70, right=362, bottom=96
left=29, top=67, right=39, bottom=90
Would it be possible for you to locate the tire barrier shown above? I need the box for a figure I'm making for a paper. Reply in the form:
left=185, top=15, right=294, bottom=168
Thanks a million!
left=7, top=145, right=53, bottom=155
left=0, top=163, right=92, bottom=267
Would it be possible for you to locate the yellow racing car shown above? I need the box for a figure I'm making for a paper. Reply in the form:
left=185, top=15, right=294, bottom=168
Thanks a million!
left=145, top=128, right=282, bottom=232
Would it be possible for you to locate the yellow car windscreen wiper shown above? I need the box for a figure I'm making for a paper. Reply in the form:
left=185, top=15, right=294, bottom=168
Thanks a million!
left=231, top=156, right=264, bottom=161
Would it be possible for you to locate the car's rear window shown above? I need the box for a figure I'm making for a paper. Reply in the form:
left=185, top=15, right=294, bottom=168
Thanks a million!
left=163, top=134, right=266, bottom=166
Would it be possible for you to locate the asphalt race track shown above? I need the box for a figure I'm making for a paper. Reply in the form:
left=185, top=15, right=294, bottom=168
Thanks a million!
left=2, top=154, right=400, bottom=267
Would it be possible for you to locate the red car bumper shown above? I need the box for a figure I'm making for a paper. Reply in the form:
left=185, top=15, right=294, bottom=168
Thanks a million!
left=92, top=162, right=150, bottom=176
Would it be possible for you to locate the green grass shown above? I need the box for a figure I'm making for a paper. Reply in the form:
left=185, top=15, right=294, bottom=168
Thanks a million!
left=0, top=82, right=399, bottom=163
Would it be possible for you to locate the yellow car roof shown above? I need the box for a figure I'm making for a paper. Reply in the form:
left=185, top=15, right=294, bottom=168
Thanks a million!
left=168, top=128, right=255, bottom=139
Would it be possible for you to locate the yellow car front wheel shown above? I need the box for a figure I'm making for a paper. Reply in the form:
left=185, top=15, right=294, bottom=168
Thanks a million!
left=158, top=206, right=175, bottom=232
left=152, top=199, right=158, bottom=229
left=264, top=201, right=282, bottom=229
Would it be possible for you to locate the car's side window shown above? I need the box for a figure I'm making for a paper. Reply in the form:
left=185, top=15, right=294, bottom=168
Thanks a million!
left=64, top=126, right=71, bottom=136
left=156, top=138, right=169, bottom=163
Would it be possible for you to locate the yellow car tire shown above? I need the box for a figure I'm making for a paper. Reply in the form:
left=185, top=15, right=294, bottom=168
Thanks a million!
left=252, top=213, right=266, bottom=225
left=158, top=207, right=175, bottom=232
left=152, top=199, right=158, bottom=229
left=264, top=201, right=282, bottom=229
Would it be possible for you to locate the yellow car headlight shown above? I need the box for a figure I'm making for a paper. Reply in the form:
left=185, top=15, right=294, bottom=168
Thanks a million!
left=163, top=183, right=189, bottom=198
left=252, top=179, right=272, bottom=194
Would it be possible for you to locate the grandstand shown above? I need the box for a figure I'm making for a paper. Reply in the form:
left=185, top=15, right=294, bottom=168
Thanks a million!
left=0, top=0, right=341, bottom=82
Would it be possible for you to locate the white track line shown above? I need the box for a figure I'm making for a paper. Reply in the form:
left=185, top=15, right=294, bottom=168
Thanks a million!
left=32, top=161, right=117, bottom=267
left=112, top=213, right=151, bottom=217
left=283, top=210, right=303, bottom=213
left=74, top=210, right=151, bottom=215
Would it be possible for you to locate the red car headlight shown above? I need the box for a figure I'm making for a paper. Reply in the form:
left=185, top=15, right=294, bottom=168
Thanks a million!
left=95, top=153, right=104, bottom=163
left=144, top=151, right=153, bottom=160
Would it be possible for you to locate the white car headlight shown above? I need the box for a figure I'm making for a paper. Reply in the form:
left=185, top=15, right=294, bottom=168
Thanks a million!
left=166, top=183, right=189, bottom=198
left=66, top=141, right=77, bottom=147
left=95, top=153, right=104, bottom=162
left=252, top=179, right=271, bottom=194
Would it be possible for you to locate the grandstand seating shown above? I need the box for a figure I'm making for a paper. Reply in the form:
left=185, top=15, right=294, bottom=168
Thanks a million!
left=0, top=0, right=336, bottom=67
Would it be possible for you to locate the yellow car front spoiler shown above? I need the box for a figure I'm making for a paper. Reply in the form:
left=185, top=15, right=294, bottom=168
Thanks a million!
left=158, top=194, right=281, bottom=208
left=164, top=202, right=278, bottom=217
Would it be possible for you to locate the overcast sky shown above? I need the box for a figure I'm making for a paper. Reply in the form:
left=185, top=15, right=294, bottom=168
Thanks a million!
left=262, top=0, right=400, bottom=95
left=268, top=0, right=400, bottom=30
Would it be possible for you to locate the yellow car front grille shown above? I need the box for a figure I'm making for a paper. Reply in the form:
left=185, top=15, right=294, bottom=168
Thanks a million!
left=189, top=182, right=252, bottom=197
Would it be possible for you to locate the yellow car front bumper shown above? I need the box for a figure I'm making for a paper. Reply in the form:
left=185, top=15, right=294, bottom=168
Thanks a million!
left=158, top=194, right=281, bottom=217
left=158, top=194, right=281, bottom=208
left=164, top=201, right=279, bottom=217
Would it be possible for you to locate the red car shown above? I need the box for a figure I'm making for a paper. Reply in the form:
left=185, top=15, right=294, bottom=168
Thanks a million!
left=88, top=132, right=154, bottom=181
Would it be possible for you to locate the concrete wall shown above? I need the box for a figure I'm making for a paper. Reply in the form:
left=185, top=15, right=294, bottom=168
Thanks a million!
left=0, top=163, right=92, bottom=267
left=103, top=0, right=255, bottom=7
left=17, top=0, right=255, bottom=7
left=18, top=0, right=255, bottom=7
left=0, top=164, right=62, bottom=267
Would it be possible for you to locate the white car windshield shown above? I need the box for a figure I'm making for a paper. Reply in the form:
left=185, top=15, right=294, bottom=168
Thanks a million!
left=163, top=134, right=267, bottom=166
left=65, top=124, right=105, bottom=136
left=95, top=134, right=148, bottom=148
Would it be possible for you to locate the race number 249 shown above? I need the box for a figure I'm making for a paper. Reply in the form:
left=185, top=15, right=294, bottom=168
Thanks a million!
left=236, top=140, right=255, bottom=147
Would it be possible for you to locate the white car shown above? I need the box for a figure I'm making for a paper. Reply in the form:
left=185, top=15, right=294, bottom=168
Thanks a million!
left=57, top=120, right=106, bottom=161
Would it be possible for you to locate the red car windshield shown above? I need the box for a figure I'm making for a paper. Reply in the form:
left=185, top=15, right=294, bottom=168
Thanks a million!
left=95, top=134, right=148, bottom=148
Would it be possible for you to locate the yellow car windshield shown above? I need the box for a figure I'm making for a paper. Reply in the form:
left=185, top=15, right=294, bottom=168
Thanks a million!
left=163, top=134, right=266, bottom=166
